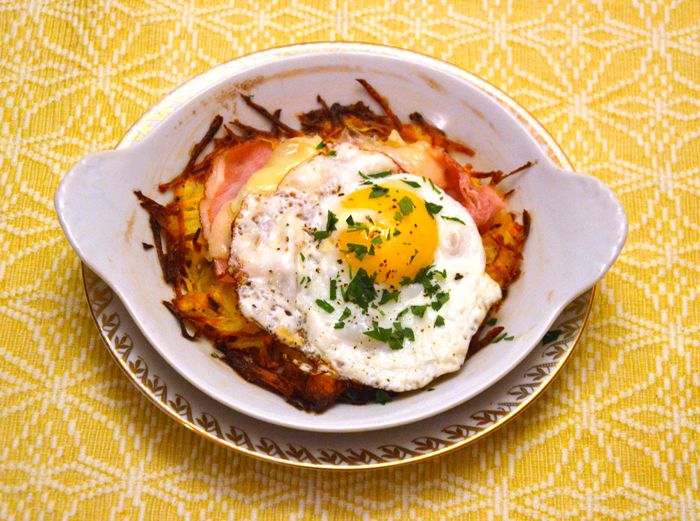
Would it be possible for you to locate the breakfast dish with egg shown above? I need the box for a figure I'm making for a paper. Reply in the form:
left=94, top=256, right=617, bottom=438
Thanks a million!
left=136, top=80, right=530, bottom=412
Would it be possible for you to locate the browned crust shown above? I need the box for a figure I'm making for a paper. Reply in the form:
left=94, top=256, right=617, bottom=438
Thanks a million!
left=158, top=115, right=223, bottom=193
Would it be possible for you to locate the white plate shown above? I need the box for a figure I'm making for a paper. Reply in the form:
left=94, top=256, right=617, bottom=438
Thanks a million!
left=55, top=43, right=627, bottom=433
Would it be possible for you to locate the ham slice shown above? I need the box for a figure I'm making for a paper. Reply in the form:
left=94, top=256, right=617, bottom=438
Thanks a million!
left=199, top=140, right=273, bottom=278
left=441, top=152, right=508, bottom=230
left=351, top=133, right=508, bottom=229
left=200, top=141, right=273, bottom=240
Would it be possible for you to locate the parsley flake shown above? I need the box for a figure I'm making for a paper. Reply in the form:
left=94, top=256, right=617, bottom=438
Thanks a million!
left=410, top=305, right=428, bottom=318
left=367, top=171, right=393, bottom=179
left=344, top=269, right=377, bottom=311
left=542, top=330, right=562, bottom=345
left=431, top=292, right=450, bottom=311
left=326, top=210, right=338, bottom=232
left=428, top=178, right=440, bottom=193
left=434, top=315, right=445, bottom=327
left=398, top=196, right=415, bottom=216
left=425, top=202, right=443, bottom=218
left=442, top=216, right=466, bottom=225
left=316, top=141, right=326, bottom=150
left=374, top=390, right=392, bottom=405
left=342, top=243, right=369, bottom=260
left=401, top=179, right=421, bottom=188
left=345, top=389, right=360, bottom=402
left=379, top=290, right=400, bottom=305
left=369, top=185, right=390, bottom=199
left=315, top=299, right=335, bottom=313
left=334, top=307, right=352, bottom=329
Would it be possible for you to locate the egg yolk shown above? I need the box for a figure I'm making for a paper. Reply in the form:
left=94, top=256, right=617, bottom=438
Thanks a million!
left=337, top=184, right=438, bottom=286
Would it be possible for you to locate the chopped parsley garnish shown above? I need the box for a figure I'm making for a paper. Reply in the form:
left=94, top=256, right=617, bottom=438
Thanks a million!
left=542, top=329, right=562, bottom=345
left=334, top=307, right=352, bottom=329
left=394, top=211, right=403, bottom=222
left=338, top=307, right=351, bottom=321
left=410, top=305, right=428, bottom=318
left=428, top=178, right=440, bottom=193
left=348, top=222, right=369, bottom=233
left=300, top=252, right=305, bottom=261
left=315, top=299, right=335, bottom=313
left=371, top=236, right=383, bottom=245
left=329, top=279, right=337, bottom=300
left=364, top=321, right=414, bottom=350
left=401, top=179, right=421, bottom=188
left=434, top=315, right=445, bottom=327
left=316, top=141, right=326, bottom=150
left=342, top=243, right=369, bottom=260
left=369, top=185, right=390, bottom=199
left=396, top=308, right=409, bottom=319
left=346, top=215, right=355, bottom=225
left=401, top=265, right=441, bottom=297
left=398, top=196, right=415, bottom=216
left=313, top=210, right=338, bottom=241
left=345, top=388, right=360, bottom=403
left=374, top=390, right=392, bottom=405
left=398, top=323, right=415, bottom=342
left=364, top=321, right=393, bottom=343
left=487, top=317, right=498, bottom=326
left=361, top=170, right=392, bottom=179
left=425, top=202, right=443, bottom=218
left=343, top=268, right=377, bottom=311
left=442, top=216, right=466, bottom=225
left=431, top=291, right=450, bottom=311
left=326, top=210, right=338, bottom=232
left=328, top=150, right=337, bottom=157
left=379, top=290, right=400, bottom=305
left=493, top=332, right=514, bottom=343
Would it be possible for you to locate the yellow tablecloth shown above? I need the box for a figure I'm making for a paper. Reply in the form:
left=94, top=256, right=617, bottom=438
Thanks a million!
left=2, top=1, right=698, bottom=518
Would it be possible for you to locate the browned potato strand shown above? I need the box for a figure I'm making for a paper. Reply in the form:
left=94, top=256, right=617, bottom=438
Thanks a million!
left=136, top=82, right=530, bottom=412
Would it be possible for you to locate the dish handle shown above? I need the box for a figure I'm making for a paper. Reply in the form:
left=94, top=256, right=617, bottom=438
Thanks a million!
left=54, top=146, right=154, bottom=285
left=530, top=162, right=628, bottom=302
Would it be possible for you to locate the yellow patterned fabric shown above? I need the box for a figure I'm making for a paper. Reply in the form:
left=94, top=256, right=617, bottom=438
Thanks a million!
left=1, top=1, right=698, bottom=518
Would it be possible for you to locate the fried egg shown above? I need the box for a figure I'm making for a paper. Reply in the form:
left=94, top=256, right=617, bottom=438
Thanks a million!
left=229, top=142, right=501, bottom=392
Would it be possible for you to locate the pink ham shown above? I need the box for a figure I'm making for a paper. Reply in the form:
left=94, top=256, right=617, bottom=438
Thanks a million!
left=349, top=134, right=508, bottom=229
left=199, top=140, right=273, bottom=279
left=441, top=151, right=508, bottom=230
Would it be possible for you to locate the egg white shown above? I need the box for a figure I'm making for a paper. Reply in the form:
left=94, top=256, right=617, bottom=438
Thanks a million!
left=229, top=142, right=501, bottom=392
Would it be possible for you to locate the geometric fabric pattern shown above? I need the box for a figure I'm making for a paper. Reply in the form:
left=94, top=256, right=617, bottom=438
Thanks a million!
left=1, top=1, right=698, bottom=518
